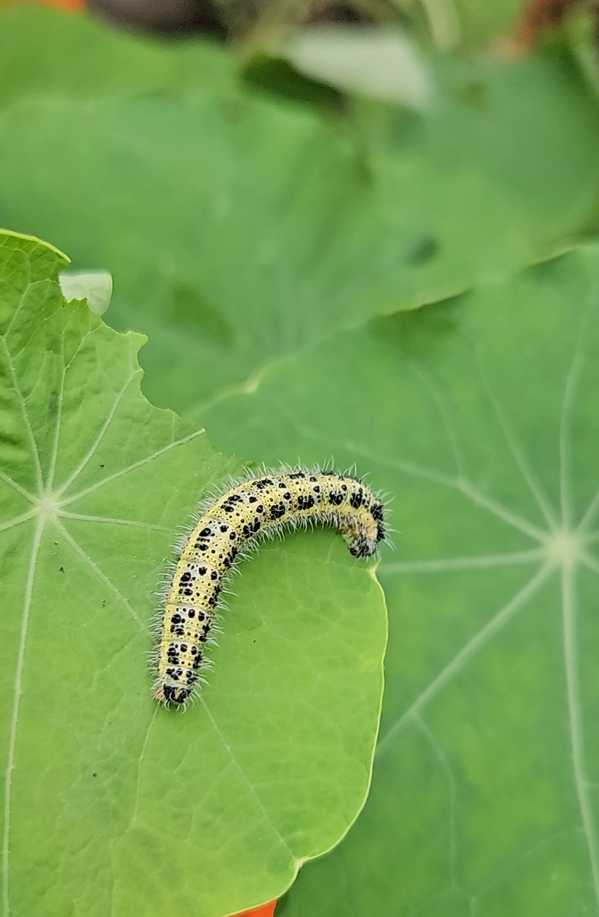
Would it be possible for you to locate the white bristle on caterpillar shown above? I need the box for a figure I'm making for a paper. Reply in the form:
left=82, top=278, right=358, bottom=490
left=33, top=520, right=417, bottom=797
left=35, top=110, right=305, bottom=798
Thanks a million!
left=153, top=467, right=386, bottom=708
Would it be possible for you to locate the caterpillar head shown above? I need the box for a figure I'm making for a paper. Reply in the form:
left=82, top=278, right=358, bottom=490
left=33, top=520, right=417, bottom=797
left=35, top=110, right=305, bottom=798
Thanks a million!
left=348, top=501, right=386, bottom=558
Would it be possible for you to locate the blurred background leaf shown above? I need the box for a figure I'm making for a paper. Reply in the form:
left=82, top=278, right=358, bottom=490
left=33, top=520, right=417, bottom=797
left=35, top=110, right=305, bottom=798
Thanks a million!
left=2, top=7, right=599, bottom=415
left=202, top=244, right=599, bottom=916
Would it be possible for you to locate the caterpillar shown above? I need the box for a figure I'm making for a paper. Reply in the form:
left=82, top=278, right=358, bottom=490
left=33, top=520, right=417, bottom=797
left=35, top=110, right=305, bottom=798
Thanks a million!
left=153, top=468, right=386, bottom=708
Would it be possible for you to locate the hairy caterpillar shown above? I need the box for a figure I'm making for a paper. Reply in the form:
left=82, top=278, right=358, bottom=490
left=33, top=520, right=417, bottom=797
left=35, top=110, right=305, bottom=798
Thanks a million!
left=153, top=469, right=386, bottom=708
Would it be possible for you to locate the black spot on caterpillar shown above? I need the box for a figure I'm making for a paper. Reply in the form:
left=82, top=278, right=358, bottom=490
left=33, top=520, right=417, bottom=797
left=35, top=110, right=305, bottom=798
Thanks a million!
left=153, top=468, right=386, bottom=708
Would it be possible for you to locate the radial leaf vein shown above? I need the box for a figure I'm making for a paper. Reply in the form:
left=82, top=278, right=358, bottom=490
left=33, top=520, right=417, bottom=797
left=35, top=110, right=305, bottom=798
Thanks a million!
left=54, top=519, right=145, bottom=630
left=475, top=351, right=558, bottom=529
left=376, top=564, right=553, bottom=755
left=1, top=338, right=43, bottom=496
left=0, top=470, right=35, bottom=505
left=561, top=563, right=599, bottom=904
left=277, top=407, right=548, bottom=542
left=579, top=489, right=599, bottom=535
left=344, top=439, right=546, bottom=541
left=2, top=517, right=44, bottom=917
left=53, top=372, right=137, bottom=499
left=560, top=324, right=586, bottom=528
left=45, top=334, right=66, bottom=494
left=59, top=429, right=205, bottom=507
left=0, top=510, right=37, bottom=535
left=407, top=358, right=466, bottom=479
left=59, top=512, right=171, bottom=533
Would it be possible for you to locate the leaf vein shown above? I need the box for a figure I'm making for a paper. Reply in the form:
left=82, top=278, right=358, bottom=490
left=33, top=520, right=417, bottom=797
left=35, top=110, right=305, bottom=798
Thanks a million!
left=2, top=517, right=44, bottom=917
left=376, top=564, right=552, bottom=755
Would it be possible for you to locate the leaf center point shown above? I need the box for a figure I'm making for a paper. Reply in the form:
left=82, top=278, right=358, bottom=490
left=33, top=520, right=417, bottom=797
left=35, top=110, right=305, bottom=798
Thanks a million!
left=37, top=493, right=62, bottom=522
left=544, top=528, right=583, bottom=567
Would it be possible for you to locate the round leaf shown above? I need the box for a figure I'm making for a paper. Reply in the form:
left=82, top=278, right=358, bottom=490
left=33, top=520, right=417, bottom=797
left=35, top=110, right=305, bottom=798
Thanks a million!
left=203, top=245, right=599, bottom=914
left=0, top=231, right=387, bottom=917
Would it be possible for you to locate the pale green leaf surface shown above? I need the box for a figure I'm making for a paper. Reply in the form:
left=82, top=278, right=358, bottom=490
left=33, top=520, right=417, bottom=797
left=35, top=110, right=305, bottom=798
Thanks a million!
left=1, top=9, right=599, bottom=414
left=0, top=232, right=387, bottom=917
left=202, top=245, right=599, bottom=914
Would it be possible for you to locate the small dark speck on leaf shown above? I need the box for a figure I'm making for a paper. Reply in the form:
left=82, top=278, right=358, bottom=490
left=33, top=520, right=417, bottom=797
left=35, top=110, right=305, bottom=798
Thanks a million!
left=59, top=566, right=65, bottom=573
left=405, top=234, right=440, bottom=267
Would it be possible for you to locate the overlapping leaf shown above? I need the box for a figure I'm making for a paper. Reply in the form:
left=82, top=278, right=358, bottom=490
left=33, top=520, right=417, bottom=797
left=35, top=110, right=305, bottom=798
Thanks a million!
left=2, top=8, right=599, bottom=414
left=202, top=245, right=599, bottom=915
left=0, top=232, right=386, bottom=917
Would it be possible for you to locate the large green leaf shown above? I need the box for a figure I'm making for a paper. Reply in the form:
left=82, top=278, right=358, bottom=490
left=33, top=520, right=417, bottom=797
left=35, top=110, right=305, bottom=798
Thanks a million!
left=202, top=244, right=599, bottom=914
left=0, top=231, right=386, bottom=917
left=2, top=9, right=599, bottom=414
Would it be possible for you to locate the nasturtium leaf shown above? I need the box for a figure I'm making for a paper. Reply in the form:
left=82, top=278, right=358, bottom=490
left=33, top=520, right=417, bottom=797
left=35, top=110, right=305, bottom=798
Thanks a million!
left=0, top=232, right=387, bottom=917
left=2, top=8, right=599, bottom=414
left=202, top=244, right=599, bottom=915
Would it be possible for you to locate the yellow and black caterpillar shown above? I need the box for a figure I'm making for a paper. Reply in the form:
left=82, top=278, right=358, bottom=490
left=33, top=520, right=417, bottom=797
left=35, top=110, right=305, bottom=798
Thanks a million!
left=153, top=468, right=386, bottom=707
